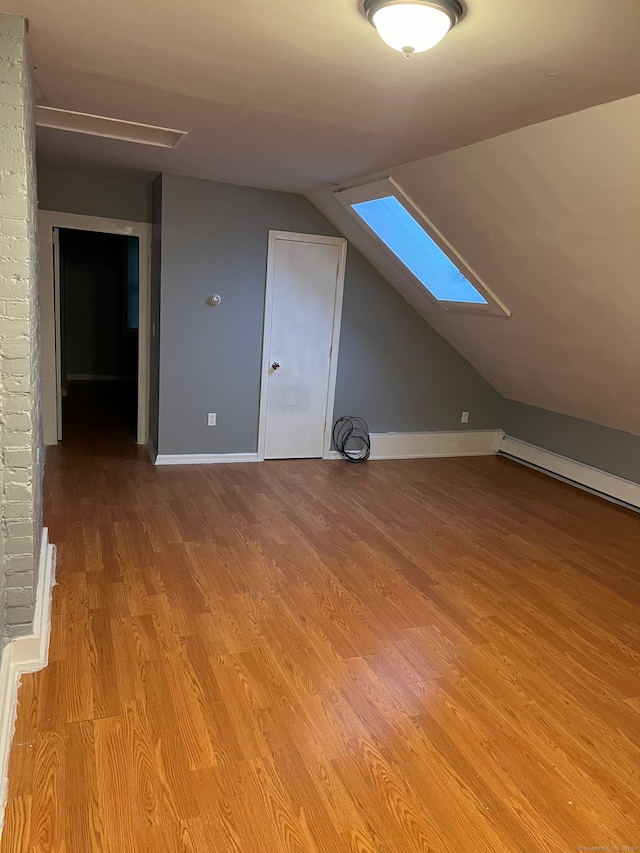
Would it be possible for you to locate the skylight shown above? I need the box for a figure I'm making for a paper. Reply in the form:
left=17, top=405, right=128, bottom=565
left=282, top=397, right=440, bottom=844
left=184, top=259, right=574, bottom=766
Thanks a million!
left=351, top=196, right=486, bottom=304
left=335, top=178, right=510, bottom=317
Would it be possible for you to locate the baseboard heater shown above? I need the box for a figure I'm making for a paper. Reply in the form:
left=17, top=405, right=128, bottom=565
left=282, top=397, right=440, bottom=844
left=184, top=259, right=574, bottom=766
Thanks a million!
left=499, top=435, right=640, bottom=513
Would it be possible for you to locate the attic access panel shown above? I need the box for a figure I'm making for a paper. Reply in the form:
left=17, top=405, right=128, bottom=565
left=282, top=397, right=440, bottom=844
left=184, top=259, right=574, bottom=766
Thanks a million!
left=336, top=178, right=510, bottom=316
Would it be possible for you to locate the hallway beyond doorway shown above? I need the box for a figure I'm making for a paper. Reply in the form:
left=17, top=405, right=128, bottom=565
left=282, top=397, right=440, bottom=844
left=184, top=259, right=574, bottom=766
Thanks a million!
left=58, top=228, right=139, bottom=446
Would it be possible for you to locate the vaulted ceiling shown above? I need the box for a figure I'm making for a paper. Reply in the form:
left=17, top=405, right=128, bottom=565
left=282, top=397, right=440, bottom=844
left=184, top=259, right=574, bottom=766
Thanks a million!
left=3, top=0, right=640, bottom=435
left=4, top=0, right=640, bottom=191
left=309, top=94, right=640, bottom=435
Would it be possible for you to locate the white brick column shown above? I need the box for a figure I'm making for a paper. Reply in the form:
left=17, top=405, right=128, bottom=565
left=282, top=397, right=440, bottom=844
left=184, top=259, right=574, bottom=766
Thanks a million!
left=0, top=14, right=44, bottom=639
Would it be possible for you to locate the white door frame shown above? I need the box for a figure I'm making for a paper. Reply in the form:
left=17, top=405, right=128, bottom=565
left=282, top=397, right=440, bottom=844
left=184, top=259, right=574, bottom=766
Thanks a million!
left=39, top=210, right=152, bottom=446
left=257, top=231, right=347, bottom=462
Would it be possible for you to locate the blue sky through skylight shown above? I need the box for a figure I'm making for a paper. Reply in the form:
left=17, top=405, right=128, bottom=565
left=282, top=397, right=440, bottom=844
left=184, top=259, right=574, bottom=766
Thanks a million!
left=351, top=196, right=487, bottom=304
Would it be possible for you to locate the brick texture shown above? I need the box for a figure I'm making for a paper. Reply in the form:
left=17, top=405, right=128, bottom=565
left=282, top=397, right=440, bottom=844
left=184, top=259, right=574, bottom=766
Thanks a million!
left=0, top=14, right=43, bottom=640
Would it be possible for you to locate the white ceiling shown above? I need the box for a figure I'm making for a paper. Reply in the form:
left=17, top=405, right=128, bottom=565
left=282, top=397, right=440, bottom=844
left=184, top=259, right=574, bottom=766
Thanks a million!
left=3, top=0, right=640, bottom=190
left=4, top=0, right=639, bottom=434
left=309, top=94, right=640, bottom=436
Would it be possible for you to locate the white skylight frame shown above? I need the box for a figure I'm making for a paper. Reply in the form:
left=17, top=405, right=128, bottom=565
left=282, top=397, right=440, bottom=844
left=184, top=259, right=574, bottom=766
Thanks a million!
left=335, top=178, right=510, bottom=317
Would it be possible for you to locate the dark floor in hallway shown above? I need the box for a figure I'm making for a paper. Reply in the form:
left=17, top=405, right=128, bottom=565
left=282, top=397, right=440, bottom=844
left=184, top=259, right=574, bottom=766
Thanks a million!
left=62, top=379, right=138, bottom=449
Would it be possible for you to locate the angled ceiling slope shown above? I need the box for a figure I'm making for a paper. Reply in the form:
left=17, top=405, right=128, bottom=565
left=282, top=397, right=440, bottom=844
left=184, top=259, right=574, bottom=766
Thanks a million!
left=4, top=0, right=640, bottom=189
left=307, top=94, right=640, bottom=436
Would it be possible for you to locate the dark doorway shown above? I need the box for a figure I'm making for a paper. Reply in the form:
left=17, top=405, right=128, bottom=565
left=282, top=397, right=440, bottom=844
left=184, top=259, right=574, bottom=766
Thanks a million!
left=59, top=229, right=139, bottom=441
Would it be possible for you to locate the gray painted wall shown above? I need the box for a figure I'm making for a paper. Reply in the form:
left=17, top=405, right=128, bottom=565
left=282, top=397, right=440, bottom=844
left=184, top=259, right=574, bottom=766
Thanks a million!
left=148, top=176, right=162, bottom=452
left=37, top=167, right=152, bottom=222
left=157, top=175, right=340, bottom=454
left=157, top=174, right=503, bottom=455
left=334, top=250, right=504, bottom=433
left=503, top=400, right=640, bottom=485
left=36, top=169, right=637, bottom=487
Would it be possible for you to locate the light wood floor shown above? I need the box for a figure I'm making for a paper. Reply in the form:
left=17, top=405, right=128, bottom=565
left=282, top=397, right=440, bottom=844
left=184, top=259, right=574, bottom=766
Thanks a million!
left=3, top=413, right=640, bottom=852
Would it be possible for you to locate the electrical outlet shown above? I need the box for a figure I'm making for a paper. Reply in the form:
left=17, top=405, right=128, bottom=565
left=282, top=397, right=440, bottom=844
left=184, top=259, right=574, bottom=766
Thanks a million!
left=207, top=413, right=217, bottom=427
left=461, top=411, right=469, bottom=424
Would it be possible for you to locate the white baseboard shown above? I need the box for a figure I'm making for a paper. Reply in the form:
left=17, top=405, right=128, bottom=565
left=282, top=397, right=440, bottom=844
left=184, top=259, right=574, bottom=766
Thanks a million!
left=154, top=452, right=259, bottom=466
left=0, top=529, right=56, bottom=832
left=153, top=431, right=503, bottom=466
left=326, top=429, right=504, bottom=461
left=500, top=435, right=640, bottom=511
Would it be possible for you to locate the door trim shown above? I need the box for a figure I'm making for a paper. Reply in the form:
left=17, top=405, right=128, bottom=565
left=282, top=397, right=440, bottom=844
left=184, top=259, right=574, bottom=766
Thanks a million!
left=257, top=231, right=347, bottom=462
left=39, top=210, right=152, bottom=446
left=52, top=228, right=62, bottom=440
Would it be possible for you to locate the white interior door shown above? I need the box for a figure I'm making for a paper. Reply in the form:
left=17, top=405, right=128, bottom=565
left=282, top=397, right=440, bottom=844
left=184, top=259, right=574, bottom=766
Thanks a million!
left=259, top=232, right=346, bottom=460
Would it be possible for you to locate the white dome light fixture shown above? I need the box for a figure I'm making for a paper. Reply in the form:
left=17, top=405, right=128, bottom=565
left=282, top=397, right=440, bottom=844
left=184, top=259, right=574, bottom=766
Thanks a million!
left=364, top=0, right=463, bottom=56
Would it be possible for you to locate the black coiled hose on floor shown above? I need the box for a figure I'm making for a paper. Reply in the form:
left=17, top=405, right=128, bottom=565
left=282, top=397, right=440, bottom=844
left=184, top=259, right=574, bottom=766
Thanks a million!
left=332, top=416, right=371, bottom=463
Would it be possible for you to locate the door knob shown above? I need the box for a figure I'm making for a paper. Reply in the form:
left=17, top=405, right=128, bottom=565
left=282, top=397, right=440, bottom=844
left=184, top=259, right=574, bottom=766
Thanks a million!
left=271, top=362, right=280, bottom=370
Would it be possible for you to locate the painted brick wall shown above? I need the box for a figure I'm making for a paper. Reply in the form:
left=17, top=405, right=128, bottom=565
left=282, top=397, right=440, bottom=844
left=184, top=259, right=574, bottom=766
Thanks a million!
left=0, top=15, right=43, bottom=639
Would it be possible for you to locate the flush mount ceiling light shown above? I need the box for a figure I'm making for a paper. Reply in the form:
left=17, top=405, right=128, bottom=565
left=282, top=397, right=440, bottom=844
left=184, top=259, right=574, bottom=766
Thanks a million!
left=363, top=0, right=463, bottom=56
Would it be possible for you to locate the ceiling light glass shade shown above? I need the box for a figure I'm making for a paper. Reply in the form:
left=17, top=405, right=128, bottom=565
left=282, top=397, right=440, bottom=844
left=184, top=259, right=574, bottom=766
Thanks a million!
left=364, top=0, right=463, bottom=55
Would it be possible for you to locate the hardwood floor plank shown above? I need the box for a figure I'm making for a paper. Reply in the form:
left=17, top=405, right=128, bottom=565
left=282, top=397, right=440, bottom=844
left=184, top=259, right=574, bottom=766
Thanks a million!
left=30, top=731, right=65, bottom=853
left=2, top=413, right=639, bottom=852
left=65, top=721, right=103, bottom=851
left=2, top=795, right=31, bottom=853
left=94, top=716, right=136, bottom=853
